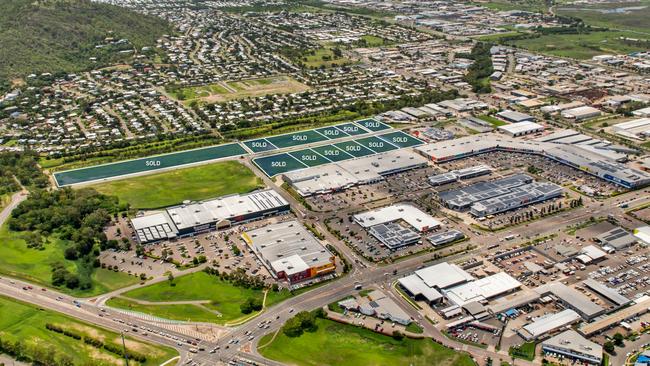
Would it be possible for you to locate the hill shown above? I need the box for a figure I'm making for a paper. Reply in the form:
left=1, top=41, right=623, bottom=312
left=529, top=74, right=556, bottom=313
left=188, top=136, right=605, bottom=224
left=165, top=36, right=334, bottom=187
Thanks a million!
left=0, top=0, right=172, bottom=88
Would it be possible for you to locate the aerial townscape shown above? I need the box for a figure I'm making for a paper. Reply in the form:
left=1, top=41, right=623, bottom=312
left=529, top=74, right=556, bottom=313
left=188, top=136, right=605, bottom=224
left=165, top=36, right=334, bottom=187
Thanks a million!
left=2, top=0, right=650, bottom=365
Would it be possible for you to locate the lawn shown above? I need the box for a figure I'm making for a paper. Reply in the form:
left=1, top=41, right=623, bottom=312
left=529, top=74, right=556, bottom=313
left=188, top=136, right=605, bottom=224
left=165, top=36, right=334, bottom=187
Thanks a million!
left=475, top=0, right=548, bottom=12
left=0, top=295, right=178, bottom=366
left=477, top=114, right=507, bottom=127
left=258, top=318, right=476, bottom=366
left=0, top=224, right=139, bottom=297
left=357, top=35, right=393, bottom=47
left=509, top=341, right=536, bottom=361
left=107, top=271, right=292, bottom=324
left=90, top=160, right=263, bottom=209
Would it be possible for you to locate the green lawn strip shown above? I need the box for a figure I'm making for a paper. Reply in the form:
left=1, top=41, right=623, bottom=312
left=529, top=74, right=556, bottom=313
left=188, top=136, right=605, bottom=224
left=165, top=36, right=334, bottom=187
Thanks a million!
left=106, top=297, right=224, bottom=323
left=90, top=160, right=263, bottom=209
left=0, top=224, right=139, bottom=297
left=259, top=317, right=476, bottom=366
left=0, top=295, right=177, bottom=366
left=509, top=341, right=536, bottom=361
left=109, top=271, right=291, bottom=324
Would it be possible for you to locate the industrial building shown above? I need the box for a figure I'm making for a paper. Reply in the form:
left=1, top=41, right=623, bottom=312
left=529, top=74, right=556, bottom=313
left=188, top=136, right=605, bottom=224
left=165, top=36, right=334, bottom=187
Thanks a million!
left=518, top=309, right=582, bottom=340
left=561, top=106, right=602, bottom=121
left=497, top=121, right=544, bottom=137
left=399, top=262, right=472, bottom=305
left=398, top=262, right=521, bottom=309
left=542, top=330, right=602, bottom=364
left=415, top=134, right=650, bottom=189
left=368, top=222, right=420, bottom=249
left=595, top=226, right=638, bottom=250
left=535, top=283, right=605, bottom=320
left=131, top=189, right=290, bottom=244
left=437, top=173, right=563, bottom=217
left=242, top=220, right=336, bottom=284
left=427, top=229, right=465, bottom=246
left=338, top=290, right=412, bottom=325
left=496, top=110, right=536, bottom=123
left=354, top=203, right=441, bottom=232
left=428, top=165, right=491, bottom=186
left=613, top=118, right=650, bottom=140
left=579, top=296, right=650, bottom=336
left=582, top=279, right=631, bottom=307
left=443, top=272, right=521, bottom=307
left=283, top=149, right=428, bottom=197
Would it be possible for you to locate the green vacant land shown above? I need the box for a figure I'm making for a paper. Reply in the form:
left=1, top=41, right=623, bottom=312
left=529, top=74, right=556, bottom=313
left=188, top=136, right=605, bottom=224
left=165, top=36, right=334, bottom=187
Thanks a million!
left=0, top=224, right=139, bottom=297
left=90, top=160, right=263, bottom=209
left=259, top=318, right=476, bottom=366
left=303, top=48, right=352, bottom=68
left=475, top=0, right=549, bottom=12
left=507, top=30, right=646, bottom=59
left=167, top=76, right=310, bottom=102
left=0, top=295, right=177, bottom=366
left=557, top=1, right=650, bottom=34
left=107, top=271, right=292, bottom=324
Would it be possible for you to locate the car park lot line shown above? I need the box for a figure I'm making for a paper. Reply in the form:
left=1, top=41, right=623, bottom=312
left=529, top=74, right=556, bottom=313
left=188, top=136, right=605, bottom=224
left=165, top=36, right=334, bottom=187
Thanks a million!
left=53, top=142, right=247, bottom=187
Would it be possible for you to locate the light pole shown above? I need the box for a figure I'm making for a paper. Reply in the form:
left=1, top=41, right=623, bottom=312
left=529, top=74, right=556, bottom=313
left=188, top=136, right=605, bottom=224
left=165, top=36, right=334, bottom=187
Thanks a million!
left=121, top=331, right=130, bottom=366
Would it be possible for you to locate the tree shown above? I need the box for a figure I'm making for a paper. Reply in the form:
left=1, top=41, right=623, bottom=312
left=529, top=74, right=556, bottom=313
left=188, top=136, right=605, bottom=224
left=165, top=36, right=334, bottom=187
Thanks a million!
left=603, top=341, right=615, bottom=354
left=168, top=273, right=175, bottom=286
left=613, top=333, right=624, bottom=347
left=392, top=330, right=404, bottom=340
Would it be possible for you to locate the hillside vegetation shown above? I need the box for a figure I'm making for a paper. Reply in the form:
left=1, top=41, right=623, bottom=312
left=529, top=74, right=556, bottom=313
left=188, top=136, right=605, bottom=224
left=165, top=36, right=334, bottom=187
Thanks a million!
left=0, top=0, right=171, bottom=87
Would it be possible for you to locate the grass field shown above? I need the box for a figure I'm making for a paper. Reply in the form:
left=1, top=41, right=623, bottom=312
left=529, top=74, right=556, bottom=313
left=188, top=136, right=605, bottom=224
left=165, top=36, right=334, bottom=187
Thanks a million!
left=168, top=76, right=310, bottom=103
left=475, top=0, right=548, bottom=12
left=107, top=271, right=292, bottom=324
left=0, top=295, right=178, bottom=366
left=477, top=114, right=507, bottom=127
left=508, top=30, right=646, bottom=59
left=0, top=225, right=139, bottom=297
left=303, top=48, right=352, bottom=68
left=557, top=1, right=650, bottom=34
left=258, top=318, right=476, bottom=366
left=357, top=35, right=394, bottom=47
left=90, top=160, right=263, bottom=209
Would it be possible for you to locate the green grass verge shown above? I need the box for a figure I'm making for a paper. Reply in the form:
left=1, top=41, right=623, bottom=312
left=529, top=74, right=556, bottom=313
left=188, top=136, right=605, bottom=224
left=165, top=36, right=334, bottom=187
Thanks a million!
left=0, top=224, right=139, bottom=297
left=406, top=322, right=424, bottom=334
left=0, top=295, right=177, bottom=366
left=90, top=160, right=263, bottom=209
left=107, top=271, right=292, bottom=324
left=259, top=317, right=476, bottom=366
